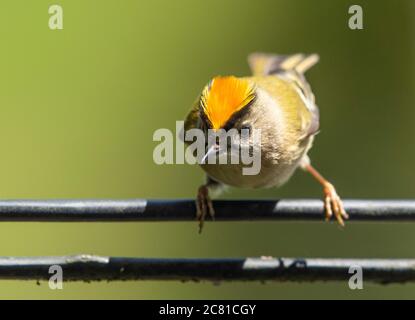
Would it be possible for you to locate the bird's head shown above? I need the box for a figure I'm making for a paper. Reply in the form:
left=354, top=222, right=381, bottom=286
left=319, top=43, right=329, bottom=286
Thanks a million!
left=198, top=76, right=258, bottom=164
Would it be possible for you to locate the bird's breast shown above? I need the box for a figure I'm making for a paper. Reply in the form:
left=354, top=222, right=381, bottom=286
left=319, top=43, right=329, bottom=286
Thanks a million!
left=200, top=151, right=303, bottom=189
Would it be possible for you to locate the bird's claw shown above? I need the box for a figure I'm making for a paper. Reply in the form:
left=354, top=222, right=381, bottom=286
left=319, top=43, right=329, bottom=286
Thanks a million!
left=196, top=185, right=215, bottom=233
left=323, top=182, right=349, bottom=226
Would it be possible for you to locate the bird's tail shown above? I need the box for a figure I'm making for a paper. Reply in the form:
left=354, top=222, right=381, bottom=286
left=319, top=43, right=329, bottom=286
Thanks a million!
left=248, top=53, right=319, bottom=76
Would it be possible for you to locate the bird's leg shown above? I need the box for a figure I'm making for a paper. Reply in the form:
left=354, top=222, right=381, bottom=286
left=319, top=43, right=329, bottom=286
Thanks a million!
left=301, top=160, right=349, bottom=226
left=196, top=176, right=222, bottom=233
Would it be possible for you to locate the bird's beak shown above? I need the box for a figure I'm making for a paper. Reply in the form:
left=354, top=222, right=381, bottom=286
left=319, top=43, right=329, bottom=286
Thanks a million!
left=200, top=144, right=220, bottom=165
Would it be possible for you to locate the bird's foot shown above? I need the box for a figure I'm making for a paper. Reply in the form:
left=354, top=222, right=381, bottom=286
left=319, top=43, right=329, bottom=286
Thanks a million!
left=196, top=185, right=215, bottom=233
left=322, top=182, right=349, bottom=226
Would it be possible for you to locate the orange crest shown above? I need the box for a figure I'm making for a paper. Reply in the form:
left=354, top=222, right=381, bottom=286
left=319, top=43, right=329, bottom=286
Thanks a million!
left=200, top=76, right=255, bottom=130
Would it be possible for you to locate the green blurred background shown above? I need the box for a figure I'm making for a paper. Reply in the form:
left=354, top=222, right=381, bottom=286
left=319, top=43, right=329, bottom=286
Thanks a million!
left=0, top=0, right=413, bottom=299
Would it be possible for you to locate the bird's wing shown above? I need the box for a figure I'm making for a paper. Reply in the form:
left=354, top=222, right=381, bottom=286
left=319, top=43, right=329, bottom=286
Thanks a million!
left=248, top=53, right=320, bottom=137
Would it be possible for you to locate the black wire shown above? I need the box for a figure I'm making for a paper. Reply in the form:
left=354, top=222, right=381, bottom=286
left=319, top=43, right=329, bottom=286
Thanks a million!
left=0, top=199, right=413, bottom=221
left=0, top=255, right=413, bottom=283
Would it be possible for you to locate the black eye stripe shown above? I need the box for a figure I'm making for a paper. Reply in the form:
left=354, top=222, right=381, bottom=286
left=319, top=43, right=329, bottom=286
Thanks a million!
left=224, top=94, right=256, bottom=130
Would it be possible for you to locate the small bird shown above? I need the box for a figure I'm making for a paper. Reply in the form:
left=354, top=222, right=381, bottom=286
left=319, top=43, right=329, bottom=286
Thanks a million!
left=183, top=53, right=348, bottom=232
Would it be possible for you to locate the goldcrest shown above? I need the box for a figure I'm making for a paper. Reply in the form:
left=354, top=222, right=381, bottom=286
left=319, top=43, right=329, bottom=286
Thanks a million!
left=183, top=53, right=348, bottom=232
